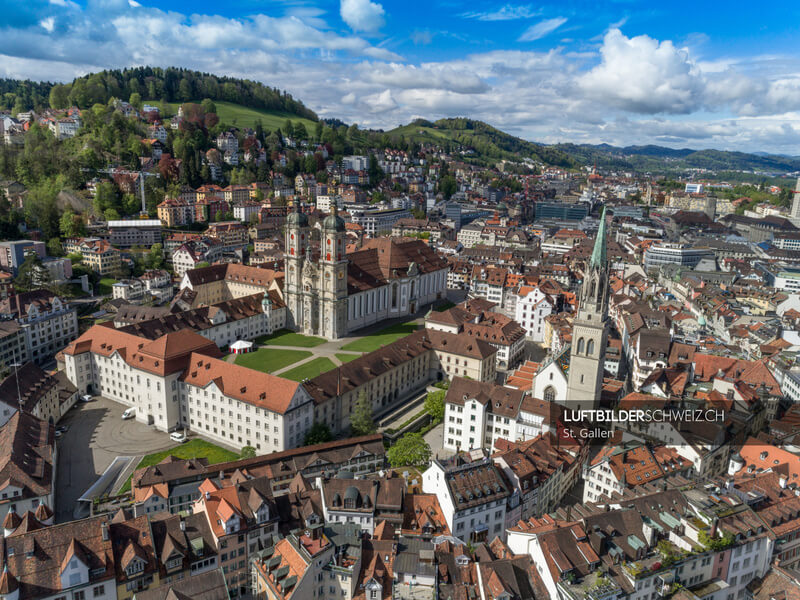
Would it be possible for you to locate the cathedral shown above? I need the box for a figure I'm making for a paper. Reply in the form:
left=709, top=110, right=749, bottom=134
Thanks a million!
left=284, top=203, right=449, bottom=340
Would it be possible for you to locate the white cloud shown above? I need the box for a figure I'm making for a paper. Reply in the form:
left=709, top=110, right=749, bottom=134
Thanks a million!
left=340, top=0, right=385, bottom=33
left=461, top=4, right=540, bottom=21
left=579, top=29, right=704, bottom=114
left=3, top=3, right=800, bottom=152
left=518, top=17, right=567, bottom=42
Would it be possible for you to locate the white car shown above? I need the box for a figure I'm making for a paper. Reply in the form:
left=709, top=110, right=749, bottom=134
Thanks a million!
left=122, top=407, right=136, bottom=420
left=170, top=431, right=187, bottom=443
left=80, top=394, right=93, bottom=403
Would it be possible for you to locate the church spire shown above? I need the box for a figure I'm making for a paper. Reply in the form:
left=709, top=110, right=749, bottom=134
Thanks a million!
left=589, top=206, right=608, bottom=269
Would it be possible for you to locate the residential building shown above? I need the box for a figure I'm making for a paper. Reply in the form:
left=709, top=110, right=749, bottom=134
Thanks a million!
left=425, top=299, right=526, bottom=369
left=515, top=285, right=555, bottom=343
left=1, top=515, right=117, bottom=600
left=422, top=452, right=510, bottom=542
left=0, top=361, right=77, bottom=426
left=0, top=291, right=78, bottom=365
left=582, top=437, right=692, bottom=502
left=172, top=238, right=224, bottom=277
left=0, top=411, right=55, bottom=523
left=64, top=238, right=122, bottom=276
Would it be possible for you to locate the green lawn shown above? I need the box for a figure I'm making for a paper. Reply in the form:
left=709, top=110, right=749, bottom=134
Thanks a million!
left=257, top=329, right=327, bottom=348
left=336, top=353, right=361, bottom=364
left=340, top=322, right=420, bottom=353
left=97, top=278, right=118, bottom=296
left=280, top=357, right=337, bottom=382
left=234, top=348, right=312, bottom=373
left=118, top=439, right=238, bottom=493
left=147, top=100, right=317, bottom=132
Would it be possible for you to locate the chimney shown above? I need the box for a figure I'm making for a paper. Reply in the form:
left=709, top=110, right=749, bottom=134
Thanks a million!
left=101, top=522, right=109, bottom=541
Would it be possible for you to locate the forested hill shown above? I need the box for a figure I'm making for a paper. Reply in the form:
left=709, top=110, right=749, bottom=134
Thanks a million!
left=0, top=67, right=317, bottom=121
left=553, top=142, right=800, bottom=174
left=387, top=118, right=576, bottom=167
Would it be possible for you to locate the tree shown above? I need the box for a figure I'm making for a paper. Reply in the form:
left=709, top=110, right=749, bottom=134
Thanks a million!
left=129, top=92, right=142, bottom=110
left=46, top=238, right=63, bottom=257
left=304, top=423, right=334, bottom=445
left=283, top=120, right=294, bottom=139
left=440, top=175, right=457, bottom=199
left=49, top=84, right=71, bottom=110
left=201, top=98, right=217, bottom=114
left=146, top=243, right=165, bottom=270
left=59, top=209, right=85, bottom=238
left=15, top=253, right=51, bottom=292
left=387, top=433, right=431, bottom=468
left=424, top=390, right=445, bottom=422
left=350, top=390, right=376, bottom=436
left=240, top=446, right=257, bottom=459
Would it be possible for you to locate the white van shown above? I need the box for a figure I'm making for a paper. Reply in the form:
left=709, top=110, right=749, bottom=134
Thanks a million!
left=122, top=407, right=136, bottom=420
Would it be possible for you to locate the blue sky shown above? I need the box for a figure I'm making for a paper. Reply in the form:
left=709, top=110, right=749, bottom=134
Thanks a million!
left=2, top=0, right=800, bottom=153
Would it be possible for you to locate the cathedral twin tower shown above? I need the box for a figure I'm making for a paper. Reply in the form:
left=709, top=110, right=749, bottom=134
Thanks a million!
left=284, top=202, right=349, bottom=341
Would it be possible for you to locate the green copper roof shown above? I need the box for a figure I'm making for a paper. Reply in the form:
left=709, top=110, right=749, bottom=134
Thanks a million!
left=589, top=206, right=608, bottom=268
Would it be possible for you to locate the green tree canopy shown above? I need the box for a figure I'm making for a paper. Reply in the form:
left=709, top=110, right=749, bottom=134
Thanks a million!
left=350, top=390, right=376, bottom=436
left=59, top=209, right=86, bottom=238
left=387, top=432, right=431, bottom=468
left=240, top=446, right=257, bottom=459
left=424, top=390, right=445, bottom=422
left=15, top=253, right=51, bottom=292
left=304, top=423, right=334, bottom=446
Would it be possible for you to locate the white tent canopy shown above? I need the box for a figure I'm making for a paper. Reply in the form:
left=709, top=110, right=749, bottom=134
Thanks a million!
left=230, top=340, right=254, bottom=353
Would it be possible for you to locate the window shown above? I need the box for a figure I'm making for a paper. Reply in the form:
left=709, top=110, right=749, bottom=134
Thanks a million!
left=543, top=386, right=555, bottom=403
left=577, top=338, right=585, bottom=353
left=587, top=339, right=595, bottom=355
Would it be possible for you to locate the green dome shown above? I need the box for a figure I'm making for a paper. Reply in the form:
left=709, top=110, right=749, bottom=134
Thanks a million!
left=322, top=205, right=345, bottom=232
left=496, top=202, right=508, bottom=212
left=287, top=203, right=308, bottom=227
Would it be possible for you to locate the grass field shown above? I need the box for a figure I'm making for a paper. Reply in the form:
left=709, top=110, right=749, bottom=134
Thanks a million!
left=335, top=353, right=361, bottom=364
left=118, top=439, right=238, bottom=493
left=280, top=357, right=337, bottom=382
left=147, top=100, right=316, bottom=132
left=234, top=348, right=312, bottom=373
left=339, top=322, right=420, bottom=353
left=97, top=278, right=118, bottom=296
left=258, top=329, right=327, bottom=348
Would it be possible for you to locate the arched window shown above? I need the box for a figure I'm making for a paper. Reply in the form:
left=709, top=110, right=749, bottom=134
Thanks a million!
left=576, top=338, right=585, bottom=354
left=544, top=386, right=556, bottom=403
left=589, top=280, right=596, bottom=299
left=587, top=339, right=595, bottom=355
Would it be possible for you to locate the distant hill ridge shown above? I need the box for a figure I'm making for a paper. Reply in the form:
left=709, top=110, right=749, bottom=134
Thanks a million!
left=0, top=67, right=798, bottom=173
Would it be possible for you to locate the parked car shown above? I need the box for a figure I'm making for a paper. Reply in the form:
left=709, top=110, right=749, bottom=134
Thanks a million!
left=54, top=430, right=63, bottom=439
left=80, top=394, right=93, bottom=403
left=122, top=407, right=136, bottom=420
left=170, top=431, right=187, bottom=443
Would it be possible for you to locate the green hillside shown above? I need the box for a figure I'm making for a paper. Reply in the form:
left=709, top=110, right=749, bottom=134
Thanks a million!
left=149, top=100, right=317, bottom=132
left=387, top=118, right=575, bottom=167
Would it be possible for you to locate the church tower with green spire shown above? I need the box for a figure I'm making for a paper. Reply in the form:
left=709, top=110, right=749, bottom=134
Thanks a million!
left=566, top=206, right=610, bottom=410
